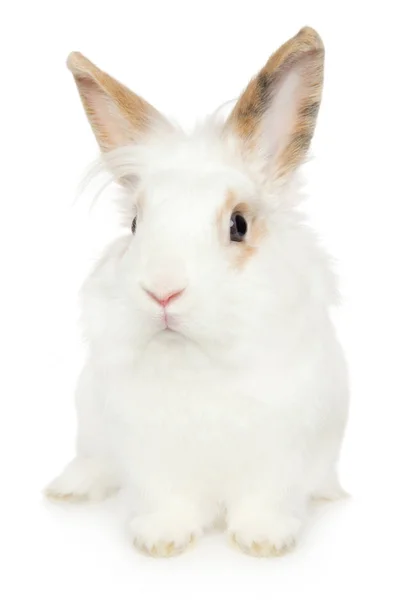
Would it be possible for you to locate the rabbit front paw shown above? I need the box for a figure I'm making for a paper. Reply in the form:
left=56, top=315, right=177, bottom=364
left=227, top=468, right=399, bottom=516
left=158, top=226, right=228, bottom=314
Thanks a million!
left=129, top=509, right=202, bottom=558
left=228, top=508, right=302, bottom=557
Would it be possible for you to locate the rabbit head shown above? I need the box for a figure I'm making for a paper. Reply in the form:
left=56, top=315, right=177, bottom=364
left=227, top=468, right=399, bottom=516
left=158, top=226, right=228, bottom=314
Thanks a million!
left=69, top=27, right=333, bottom=357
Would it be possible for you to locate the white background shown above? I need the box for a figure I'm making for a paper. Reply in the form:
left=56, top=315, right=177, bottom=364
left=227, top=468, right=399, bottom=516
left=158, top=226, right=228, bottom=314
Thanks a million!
left=1, top=1, right=400, bottom=598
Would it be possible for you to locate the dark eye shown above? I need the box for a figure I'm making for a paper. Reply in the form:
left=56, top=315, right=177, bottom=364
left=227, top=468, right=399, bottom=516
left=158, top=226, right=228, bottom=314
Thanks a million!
left=230, top=212, right=247, bottom=242
left=131, top=216, right=137, bottom=234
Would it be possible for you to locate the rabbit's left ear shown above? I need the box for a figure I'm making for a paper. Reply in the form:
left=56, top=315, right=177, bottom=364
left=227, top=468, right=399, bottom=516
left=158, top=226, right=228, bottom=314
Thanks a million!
left=225, top=27, right=324, bottom=182
left=67, top=52, right=170, bottom=152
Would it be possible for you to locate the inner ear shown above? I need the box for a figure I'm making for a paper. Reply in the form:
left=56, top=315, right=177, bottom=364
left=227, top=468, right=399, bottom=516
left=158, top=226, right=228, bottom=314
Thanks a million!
left=225, top=27, right=324, bottom=181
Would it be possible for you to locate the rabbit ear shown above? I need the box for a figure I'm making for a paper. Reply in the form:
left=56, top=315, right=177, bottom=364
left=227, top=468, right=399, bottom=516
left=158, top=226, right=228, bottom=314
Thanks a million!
left=225, top=27, right=324, bottom=182
left=67, top=52, right=170, bottom=152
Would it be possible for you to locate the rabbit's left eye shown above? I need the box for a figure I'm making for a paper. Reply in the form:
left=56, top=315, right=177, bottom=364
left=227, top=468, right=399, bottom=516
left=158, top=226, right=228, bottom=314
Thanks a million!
left=230, top=212, right=247, bottom=242
left=131, top=217, right=137, bottom=234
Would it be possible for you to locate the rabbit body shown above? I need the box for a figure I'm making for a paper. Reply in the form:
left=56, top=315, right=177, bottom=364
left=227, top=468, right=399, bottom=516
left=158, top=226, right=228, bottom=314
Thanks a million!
left=48, top=172, right=348, bottom=556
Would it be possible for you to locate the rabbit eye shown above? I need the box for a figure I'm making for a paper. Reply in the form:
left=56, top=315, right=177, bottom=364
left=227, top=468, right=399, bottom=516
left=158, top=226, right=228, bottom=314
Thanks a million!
left=230, top=212, right=247, bottom=242
left=131, top=216, right=137, bottom=234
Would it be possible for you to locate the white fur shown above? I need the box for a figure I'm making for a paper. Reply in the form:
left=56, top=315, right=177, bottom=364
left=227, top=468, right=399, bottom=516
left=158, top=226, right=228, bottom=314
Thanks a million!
left=46, top=121, right=349, bottom=557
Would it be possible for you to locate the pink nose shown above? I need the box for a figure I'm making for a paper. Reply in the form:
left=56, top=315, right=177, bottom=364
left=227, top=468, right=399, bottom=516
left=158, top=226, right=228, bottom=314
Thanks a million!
left=145, top=288, right=185, bottom=307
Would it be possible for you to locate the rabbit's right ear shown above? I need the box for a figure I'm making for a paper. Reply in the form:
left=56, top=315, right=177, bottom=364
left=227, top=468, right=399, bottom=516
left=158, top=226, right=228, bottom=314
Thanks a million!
left=224, top=27, right=324, bottom=183
left=67, top=52, right=170, bottom=152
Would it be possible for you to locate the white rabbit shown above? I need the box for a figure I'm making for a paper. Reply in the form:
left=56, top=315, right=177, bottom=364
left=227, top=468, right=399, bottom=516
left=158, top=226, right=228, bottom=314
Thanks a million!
left=46, top=27, right=349, bottom=558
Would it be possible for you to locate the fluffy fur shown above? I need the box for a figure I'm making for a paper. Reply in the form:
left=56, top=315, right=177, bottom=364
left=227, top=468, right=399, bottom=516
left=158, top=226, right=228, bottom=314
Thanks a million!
left=46, top=27, right=349, bottom=558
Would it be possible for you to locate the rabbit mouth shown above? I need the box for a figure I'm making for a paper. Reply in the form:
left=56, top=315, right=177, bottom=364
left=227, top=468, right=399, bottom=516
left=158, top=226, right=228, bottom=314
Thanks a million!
left=163, top=319, right=182, bottom=335
left=156, top=326, right=186, bottom=343
left=160, top=310, right=179, bottom=333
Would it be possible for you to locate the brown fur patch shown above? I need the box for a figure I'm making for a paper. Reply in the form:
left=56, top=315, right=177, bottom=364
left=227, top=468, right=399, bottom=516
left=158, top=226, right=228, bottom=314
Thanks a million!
left=67, top=52, right=169, bottom=151
left=217, top=190, right=267, bottom=269
left=225, top=27, right=324, bottom=179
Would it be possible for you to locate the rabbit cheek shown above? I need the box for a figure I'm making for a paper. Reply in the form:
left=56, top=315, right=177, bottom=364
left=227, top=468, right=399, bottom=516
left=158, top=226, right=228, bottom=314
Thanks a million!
left=231, top=219, right=267, bottom=269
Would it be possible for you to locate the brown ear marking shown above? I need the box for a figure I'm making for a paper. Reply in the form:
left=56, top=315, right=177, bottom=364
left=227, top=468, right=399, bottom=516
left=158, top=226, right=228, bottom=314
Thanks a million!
left=67, top=52, right=168, bottom=151
left=226, top=27, right=324, bottom=178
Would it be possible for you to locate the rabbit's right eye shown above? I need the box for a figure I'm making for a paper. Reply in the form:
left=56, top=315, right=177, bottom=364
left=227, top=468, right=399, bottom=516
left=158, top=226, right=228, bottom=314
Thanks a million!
left=230, top=212, right=247, bottom=242
left=131, top=217, right=137, bottom=234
